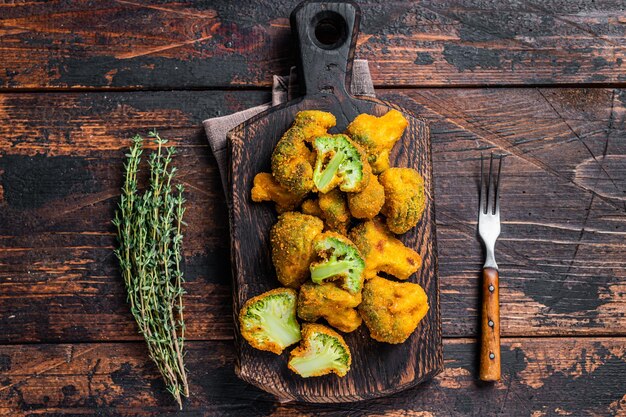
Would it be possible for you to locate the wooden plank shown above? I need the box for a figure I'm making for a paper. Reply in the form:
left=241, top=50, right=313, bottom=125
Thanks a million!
left=1, top=338, right=625, bottom=416
left=0, top=89, right=625, bottom=344
left=1, top=0, right=625, bottom=89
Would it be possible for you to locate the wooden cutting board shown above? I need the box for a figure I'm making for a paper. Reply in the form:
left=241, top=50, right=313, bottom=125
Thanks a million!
left=227, top=0, right=442, bottom=403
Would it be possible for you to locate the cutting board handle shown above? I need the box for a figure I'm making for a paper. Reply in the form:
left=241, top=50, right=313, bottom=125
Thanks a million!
left=290, top=1, right=360, bottom=98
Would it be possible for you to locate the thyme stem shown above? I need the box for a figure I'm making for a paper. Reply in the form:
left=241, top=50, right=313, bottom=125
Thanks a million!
left=113, top=132, right=188, bottom=409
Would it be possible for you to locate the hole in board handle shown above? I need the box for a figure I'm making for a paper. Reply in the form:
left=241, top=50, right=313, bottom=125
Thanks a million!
left=311, top=11, right=348, bottom=50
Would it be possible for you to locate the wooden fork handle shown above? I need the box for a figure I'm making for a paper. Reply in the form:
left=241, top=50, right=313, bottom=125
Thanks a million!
left=480, top=267, right=501, bottom=381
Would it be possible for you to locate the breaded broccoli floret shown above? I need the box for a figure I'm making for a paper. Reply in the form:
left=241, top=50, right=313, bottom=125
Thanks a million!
left=309, top=232, right=365, bottom=294
left=347, top=175, right=385, bottom=219
left=239, top=288, right=301, bottom=354
left=251, top=173, right=306, bottom=213
left=379, top=167, right=426, bottom=234
left=271, top=111, right=336, bottom=195
left=345, top=109, right=408, bottom=174
left=295, top=111, right=337, bottom=143
left=313, top=134, right=371, bottom=193
left=318, top=189, right=350, bottom=234
left=270, top=212, right=324, bottom=288
left=301, top=192, right=350, bottom=234
left=349, top=219, right=421, bottom=280
left=298, top=281, right=362, bottom=333
left=301, top=198, right=324, bottom=218
left=288, top=323, right=351, bottom=377
left=271, top=127, right=314, bottom=195
left=359, top=276, right=429, bottom=344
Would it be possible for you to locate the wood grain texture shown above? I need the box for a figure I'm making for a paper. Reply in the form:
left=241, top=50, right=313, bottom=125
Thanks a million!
left=1, top=0, right=625, bottom=89
left=1, top=338, right=625, bottom=416
left=480, top=267, right=501, bottom=381
left=0, top=88, right=625, bottom=345
left=226, top=1, right=441, bottom=402
left=2, top=1, right=626, bottom=414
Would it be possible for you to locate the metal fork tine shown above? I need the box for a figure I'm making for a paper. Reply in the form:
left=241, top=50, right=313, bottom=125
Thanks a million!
left=486, top=153, right=494, bottom=214
left=494, top=155, right=503, bottom=214
left=480, top=153, right=485, bottom=213
left=478, top=152, right=487, bottom=214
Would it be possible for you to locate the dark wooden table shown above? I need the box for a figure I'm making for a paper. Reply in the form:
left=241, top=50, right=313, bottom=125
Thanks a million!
left=1, top=1, right=625, bottom=416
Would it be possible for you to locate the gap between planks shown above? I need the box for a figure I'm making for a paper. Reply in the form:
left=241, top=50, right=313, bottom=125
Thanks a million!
left=2, top=334, right=626, bottom=347
left=1, top=82, right=626, bottom=95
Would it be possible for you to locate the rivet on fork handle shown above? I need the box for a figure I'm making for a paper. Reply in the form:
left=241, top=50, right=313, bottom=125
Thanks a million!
left=480, top=267, right=501, bottom=381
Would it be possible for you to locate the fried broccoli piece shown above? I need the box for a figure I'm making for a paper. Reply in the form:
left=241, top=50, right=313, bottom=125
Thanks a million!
left=379, top=167, right=426, bottom=234
left=309, top=232, right=365, bottom=294
left=312, top=134, right=371, bottom=193
left=251, top=173, right=306, bottom=213
left=318, top=189, right=350, bottom=234
left=295, top=110, right=337, bottom=143
left=359, top=276, right=429, bottom=344
left=301, top=192, right=350, bottom=234
left=301, top=198, right=324, bottom=218
left=347, top=175, right=385, bottom=219
left=345, top=109, right=408, bottom=174
left=271, top=127, right=314, bottom=195
left=298, top=281, right=362, bottom=333
left=349, top=219, right=421, bottom=280
left=271, top=111, right=336, bottom=195
left=288, top=323, right=351, bottom=377
left=239, top=288, right=301, bottom=354
left=271, top=212, right=324, bottom=289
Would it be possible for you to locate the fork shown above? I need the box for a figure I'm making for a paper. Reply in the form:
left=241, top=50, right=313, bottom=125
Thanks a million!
left=478, top=153, right=503, bottom=382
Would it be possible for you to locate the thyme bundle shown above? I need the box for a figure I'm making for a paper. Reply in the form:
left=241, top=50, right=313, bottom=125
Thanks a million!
left=113, top=131, right=189, bottom=408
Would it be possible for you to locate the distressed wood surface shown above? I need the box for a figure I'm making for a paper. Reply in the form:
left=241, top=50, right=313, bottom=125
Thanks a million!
left=1, top=338, right=625, bottom=416
left=1, top=0, right=625, bottom=89
left=1, top=89, right=624, bottom=345
left=2, top=1, right=626, bottom=411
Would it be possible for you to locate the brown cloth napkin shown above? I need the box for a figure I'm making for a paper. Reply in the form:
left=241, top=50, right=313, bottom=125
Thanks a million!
left=203, top=59, right=376, bottom=193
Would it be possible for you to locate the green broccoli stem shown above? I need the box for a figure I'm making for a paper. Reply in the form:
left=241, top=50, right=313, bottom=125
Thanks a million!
left=289, top=345, right=343, bottom=377
left=262, top=313, right=301, bottom=347
left=310, top=260, right=353, bottom=282
left=317, top=151, right=345, bottom=190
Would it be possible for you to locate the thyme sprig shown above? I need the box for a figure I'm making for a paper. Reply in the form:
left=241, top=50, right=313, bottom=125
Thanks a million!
left=113, top=131, right=189, bottom=408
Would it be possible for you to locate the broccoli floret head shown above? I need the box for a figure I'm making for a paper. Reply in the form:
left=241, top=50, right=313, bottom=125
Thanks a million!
left=345, top=109, right=408, bottom=174
left=271, top=111, right=336, bottom=195
left=271, top=127, right=315, bottom=195
left=288, top=323, right=351, bottom=377
left=295, top=110, right=337, bottom=142
left=239, top=288, right=301, bottom=354
left=298, top=281, right=362, bottom=333
left=318, top=189, right=351, bottom=234
left=251, top=172, right=306, bottom=213
left=359, top=276, right=429, bottom=344
left=300, top=198, right=324, bottom=218
left=270, top=212, right=324, bottom=289
left=309, top=232, right=365, bottom=294
left=347, top=174, right=385, bottom=219
left=349, top=219, right=422, bottom=280
left=313, top=134, right=371, bottom=193
left=379, top=167, right=426, bottom=234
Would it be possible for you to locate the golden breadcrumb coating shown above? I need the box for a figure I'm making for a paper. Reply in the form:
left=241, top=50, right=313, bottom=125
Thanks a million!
left=359, top=276, right=429, bottom=344
left=349, top=219, right=421, bottom=280
left=270, top=212, right=324, bottom=288
left=379, top=167, right=426, bottom=234
left=345, top=109, right=408, bottom=174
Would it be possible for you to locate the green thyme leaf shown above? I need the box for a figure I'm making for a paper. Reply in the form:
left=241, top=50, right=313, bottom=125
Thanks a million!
left=113, top=132, right=189, bottom=409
